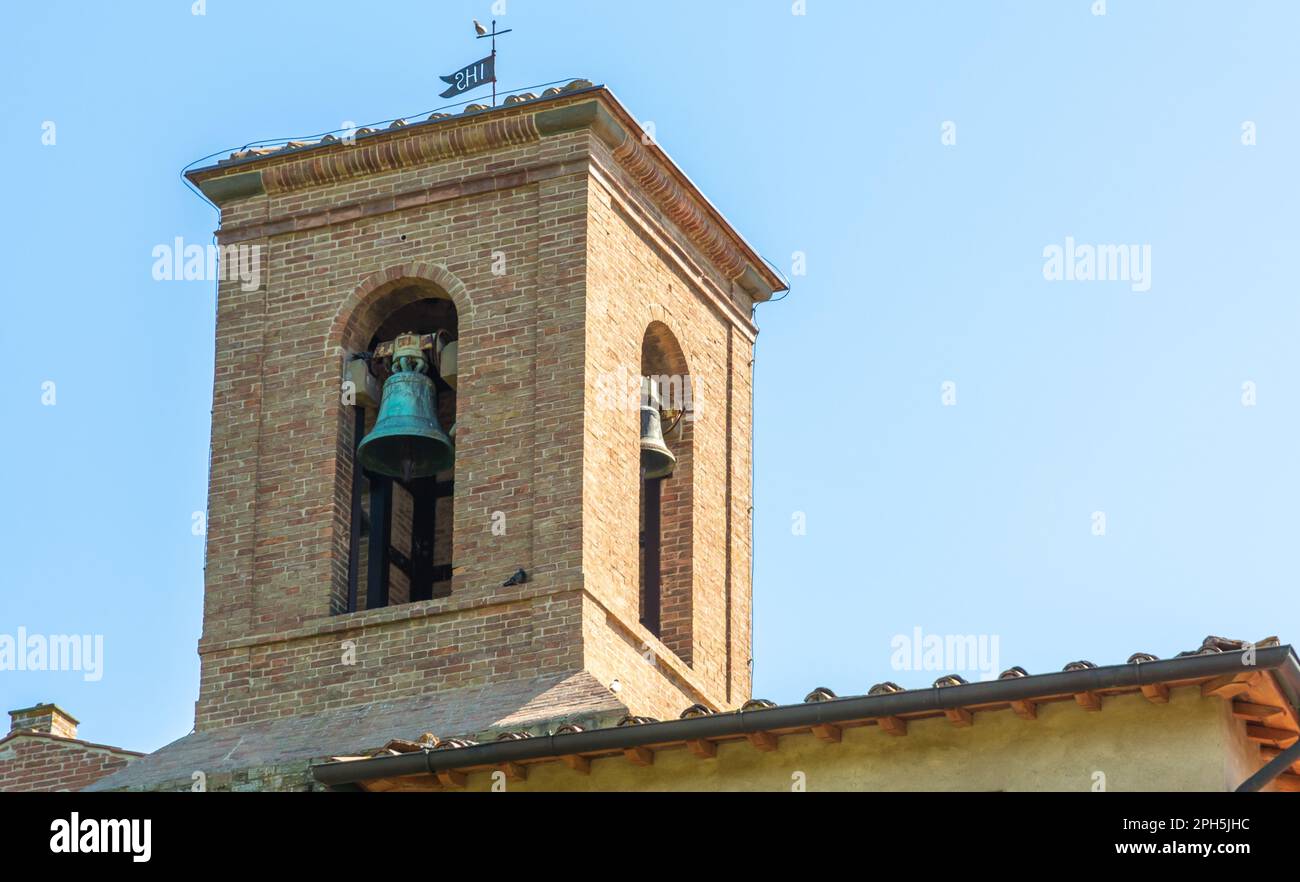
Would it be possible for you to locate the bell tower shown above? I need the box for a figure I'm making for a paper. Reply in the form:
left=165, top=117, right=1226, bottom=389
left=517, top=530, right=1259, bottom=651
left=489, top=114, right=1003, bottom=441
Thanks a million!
left=175, top=81, right=784, bottom=773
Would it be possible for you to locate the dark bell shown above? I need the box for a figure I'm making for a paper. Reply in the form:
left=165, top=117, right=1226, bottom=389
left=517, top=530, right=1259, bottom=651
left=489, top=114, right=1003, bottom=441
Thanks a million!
left=358, top=369, right=454, bottom=482
left=639, top=380, right=676, bottom=480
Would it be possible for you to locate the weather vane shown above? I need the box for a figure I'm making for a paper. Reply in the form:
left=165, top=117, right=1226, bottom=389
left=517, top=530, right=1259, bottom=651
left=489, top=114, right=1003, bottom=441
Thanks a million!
left=439, top=19, right=514, bottom=107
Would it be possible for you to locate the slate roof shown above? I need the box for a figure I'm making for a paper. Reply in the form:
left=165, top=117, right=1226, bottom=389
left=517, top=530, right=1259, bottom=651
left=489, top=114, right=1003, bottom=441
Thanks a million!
left=86, top=671, right=627, bottom=791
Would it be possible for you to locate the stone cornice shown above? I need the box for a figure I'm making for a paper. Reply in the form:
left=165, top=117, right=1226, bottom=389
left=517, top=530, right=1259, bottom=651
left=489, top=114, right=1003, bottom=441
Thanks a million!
left=212, top=158, right=588, bottom=245
left=194, top=583, right=718, bottom=709
left=260, top=112, right=542, bottom=195
left=587, top=159, right=759, bottom=339
left=198, top=586, right=581, bottom=656
left=186, top=86, right=785, bottom=303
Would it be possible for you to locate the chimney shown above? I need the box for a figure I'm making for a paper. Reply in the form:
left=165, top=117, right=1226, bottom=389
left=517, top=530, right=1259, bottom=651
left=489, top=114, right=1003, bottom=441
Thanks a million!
left=8, top=704, right=79, bottom=740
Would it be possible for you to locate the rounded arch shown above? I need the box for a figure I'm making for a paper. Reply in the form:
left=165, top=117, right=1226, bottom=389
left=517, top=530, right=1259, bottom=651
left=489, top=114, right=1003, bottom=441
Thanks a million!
left=327, top=262, right=467, bottom=617
left=641, top=319, right=691, bottom=381
left=638, top=320, right=695, bottom=666
left=640, top=305, right=697, bottom=375
left=330, top=262, right=473, bottom=355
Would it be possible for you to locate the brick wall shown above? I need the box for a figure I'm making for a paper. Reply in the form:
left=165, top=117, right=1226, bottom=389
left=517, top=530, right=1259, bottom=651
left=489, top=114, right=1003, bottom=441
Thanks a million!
left=0, top=735, right=139, bottom=792
left=580, top=161, right=756, bottom=715
left=186, top=86, right=776, bottom=738
left=8, top=704, right=79, bottom=740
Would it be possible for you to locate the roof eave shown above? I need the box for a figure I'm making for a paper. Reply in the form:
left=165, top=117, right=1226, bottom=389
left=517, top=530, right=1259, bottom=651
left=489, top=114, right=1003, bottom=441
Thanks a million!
left=0, top=729, right=144, bottom=757
left=183, top=84, right=786, bottom=301
left=312, top=644, right=1300, bottom=789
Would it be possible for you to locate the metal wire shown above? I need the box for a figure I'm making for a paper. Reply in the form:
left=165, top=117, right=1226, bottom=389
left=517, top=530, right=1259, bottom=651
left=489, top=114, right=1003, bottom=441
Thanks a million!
left=178, top=77, right=589, bottom=210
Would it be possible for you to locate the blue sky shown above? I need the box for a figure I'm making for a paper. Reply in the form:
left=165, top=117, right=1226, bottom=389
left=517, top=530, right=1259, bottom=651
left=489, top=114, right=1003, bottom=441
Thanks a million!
left=2, top=1, right=1296, bottom=753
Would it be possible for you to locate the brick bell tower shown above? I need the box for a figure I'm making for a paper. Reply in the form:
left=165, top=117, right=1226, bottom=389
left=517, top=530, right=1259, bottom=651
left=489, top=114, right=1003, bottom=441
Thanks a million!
left=94, top=81, right=784, bottom=790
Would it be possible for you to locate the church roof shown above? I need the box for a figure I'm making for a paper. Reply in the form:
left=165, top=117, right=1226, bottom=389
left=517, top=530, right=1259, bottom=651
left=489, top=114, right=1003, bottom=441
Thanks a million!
left=85, top=671, right=628, bottom=791
left=0, top=729, right=143, bottom=758
left=312, top=637, right=1300, bottom=791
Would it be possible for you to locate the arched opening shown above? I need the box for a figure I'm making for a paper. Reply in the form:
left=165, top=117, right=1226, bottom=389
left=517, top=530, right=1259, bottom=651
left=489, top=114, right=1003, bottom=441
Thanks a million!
left=639, top=322, right=694, bottom=663
left=336, top=288, right=459, bottom=614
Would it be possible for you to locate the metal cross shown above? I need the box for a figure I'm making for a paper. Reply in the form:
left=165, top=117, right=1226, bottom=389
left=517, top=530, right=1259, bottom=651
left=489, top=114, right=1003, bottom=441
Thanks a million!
left=476, top=20, right=514, bottom=107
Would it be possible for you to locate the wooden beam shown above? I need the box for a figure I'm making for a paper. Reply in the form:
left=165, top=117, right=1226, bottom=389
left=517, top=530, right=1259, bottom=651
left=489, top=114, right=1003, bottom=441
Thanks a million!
left=1232, top=701, right=1286, bottom=723
left=811, top=723, right=842, bottom=744
left=406, top=478, right=439, bottom=603
left=1074, top=692, right=1102, bottom=712
left=561, top=755, right=590, bottom=774
left=1259, top=746, right=1300, bottom=771
left=944, top=708, right=974, bottom=728
left=747, top=731, right=779, bottom=752
left=687, top=739, right=717, bottom=759
left=383, top=777, right=441, bottom=793
left=625, top=746, right=654, bottom=766
left=1275, top=773, right=1300, bottom=793
left=641, top=477, right=662, bottom=636
left=499, top=762, right=527, bottom=782
left=1009, top=699, right=1037, bottom=721
left=1246, top=725, right=1299, bottom=747
left=346, top=406, right=366, bottom=613
left=365, top=476, right=393, bottom=610
left=877, top=716, right=908, bottom=737
left=1140, top=683, right=1170, bottom=704
left=1201, top=673, right=1256, bottom=699
left=436, top=769, right=467, bottom=789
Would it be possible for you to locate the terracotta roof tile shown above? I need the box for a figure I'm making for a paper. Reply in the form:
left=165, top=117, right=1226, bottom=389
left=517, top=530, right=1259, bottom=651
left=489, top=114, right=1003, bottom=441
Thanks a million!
left=868, top=682, right=905, bottom=696
left=617, top=715, right=659, bottom=728
left=311, top=635, right=1299, bottom=790
left=434, top=738, right=478, bottom=751
left=218, top=80, right=596, bottom=166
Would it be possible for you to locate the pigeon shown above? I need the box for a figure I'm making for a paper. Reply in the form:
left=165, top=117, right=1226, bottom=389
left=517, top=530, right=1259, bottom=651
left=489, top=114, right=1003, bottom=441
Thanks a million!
left=502, top=568, right=528, bottom=587
left=474, top=19, right=488, bottom=36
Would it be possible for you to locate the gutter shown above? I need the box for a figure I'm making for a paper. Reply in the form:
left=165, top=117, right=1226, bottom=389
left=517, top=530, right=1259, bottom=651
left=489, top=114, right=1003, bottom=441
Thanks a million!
left=313, top=645, right=1300, bottom=789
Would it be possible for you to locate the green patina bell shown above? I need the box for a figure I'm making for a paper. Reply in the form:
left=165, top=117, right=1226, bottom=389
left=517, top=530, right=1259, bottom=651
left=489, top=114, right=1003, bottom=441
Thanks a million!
left=358, top=337, right=454, bottom=482
left=639, top=379, right=676, bottom=480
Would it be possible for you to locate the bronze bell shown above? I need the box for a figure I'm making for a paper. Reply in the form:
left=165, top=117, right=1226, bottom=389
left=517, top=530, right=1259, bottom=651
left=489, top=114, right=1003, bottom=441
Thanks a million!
left=639, top=378, right=676, bottom=480
left=357, top=336, right=454, bottom=482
